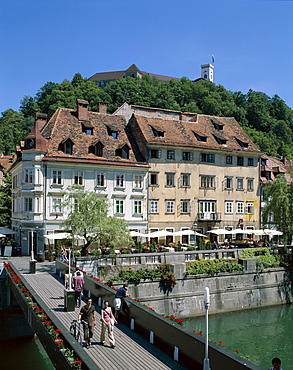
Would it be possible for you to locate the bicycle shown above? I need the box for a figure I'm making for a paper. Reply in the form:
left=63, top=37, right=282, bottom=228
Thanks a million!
left=69, top=319, right=82, bottom=344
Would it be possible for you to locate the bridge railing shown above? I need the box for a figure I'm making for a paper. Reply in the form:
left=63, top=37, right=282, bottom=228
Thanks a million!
left=5, top=262, right=100, bottom=370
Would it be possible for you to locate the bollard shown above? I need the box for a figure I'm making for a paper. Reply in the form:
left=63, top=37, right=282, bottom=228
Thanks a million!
left=150, top=331, right=154, bottom=344
left=29, top=260, right=36, bottom=274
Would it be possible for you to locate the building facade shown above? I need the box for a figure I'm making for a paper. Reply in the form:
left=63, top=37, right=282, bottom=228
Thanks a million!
left=116, top=103, right=262, bottom=244
left=10, top=101, right=148, bottom=255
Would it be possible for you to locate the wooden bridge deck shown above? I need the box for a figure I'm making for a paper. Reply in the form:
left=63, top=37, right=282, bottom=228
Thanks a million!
left=13, top=259, right=186, bottom=370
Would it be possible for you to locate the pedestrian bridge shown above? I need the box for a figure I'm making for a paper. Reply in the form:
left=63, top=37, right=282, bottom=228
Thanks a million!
left=3, top=257, right=263, bottom=370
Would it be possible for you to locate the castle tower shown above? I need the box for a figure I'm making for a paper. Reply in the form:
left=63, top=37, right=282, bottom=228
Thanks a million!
left=201, top=63, right=214, bottom=82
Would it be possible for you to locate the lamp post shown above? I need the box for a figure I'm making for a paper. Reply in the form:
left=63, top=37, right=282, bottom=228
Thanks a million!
left=193, top=221, right=198, bottom=248
left=203, top=287, right=211, bottom=370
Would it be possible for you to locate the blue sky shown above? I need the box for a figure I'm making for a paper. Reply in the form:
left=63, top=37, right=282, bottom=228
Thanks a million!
left=0, top=0, right=292, bottom=115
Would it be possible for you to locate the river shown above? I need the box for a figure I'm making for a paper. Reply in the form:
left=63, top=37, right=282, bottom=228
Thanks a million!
left=0, top=335, right=54, bottom=370
left=182, top=304, right=292, bottom=370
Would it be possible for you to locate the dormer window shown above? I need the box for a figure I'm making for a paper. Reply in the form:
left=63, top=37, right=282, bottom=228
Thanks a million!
left=193, top=132, right=207, bottom=142
left=213, top=135, right=227, bottom=145
left=59, top=138, right=74, bottom=155
left=235, top=138, right=248, bottom=148
left=81, top=121, right=93, bottom=135
left=25, top=138, right=35, bottom=149
left=212, top=120, right=224, bottom=130
left=151, top=126, right=164, bottom=137
left=111, top=131, right=118, bottom=139
left=89, top=142, right=104, bottom=157
left=116, top=144, right=130, bottom=159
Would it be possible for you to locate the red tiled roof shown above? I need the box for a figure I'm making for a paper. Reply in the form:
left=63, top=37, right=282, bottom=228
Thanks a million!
left=40, top=107, right=148, bottom=167
left=130, top=114, right=262, bottom=154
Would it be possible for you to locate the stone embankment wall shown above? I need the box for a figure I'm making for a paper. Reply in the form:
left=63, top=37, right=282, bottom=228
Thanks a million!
left=73, top=251, right=293, bottom=318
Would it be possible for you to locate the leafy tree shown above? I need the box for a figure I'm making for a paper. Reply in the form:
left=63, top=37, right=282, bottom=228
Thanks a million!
left=61, top=185, right=133, bottom=255
left=262, top=174, right=293, bottom=245
left=0, top=172, right=12, bottom=227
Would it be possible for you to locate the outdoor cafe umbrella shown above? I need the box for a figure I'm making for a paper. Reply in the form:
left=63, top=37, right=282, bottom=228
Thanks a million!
left=0, top=233, right=6, bottom=238
left=172, top=229, right=206, bottom=237
left=130, top=231, right=146, bottom=237
left=206, top=229, right=228, bottom=235
left=0, top=227, right=16, bottom=235
left=144, top=230, right=173, bottom=238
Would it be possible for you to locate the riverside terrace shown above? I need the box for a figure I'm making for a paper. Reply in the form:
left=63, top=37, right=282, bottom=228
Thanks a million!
left=1, top=256, right=264, bottom=370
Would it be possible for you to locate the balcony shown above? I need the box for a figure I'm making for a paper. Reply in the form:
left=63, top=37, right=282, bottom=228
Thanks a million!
left=197, top=212, right=221, bottom=222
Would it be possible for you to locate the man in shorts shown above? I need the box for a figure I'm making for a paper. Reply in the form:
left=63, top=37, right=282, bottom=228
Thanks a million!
left=114, top=284, right=130, bottom=319
left=78, top=298, right=96, bottom=348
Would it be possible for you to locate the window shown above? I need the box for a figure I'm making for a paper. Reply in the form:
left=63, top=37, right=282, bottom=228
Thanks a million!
left=213, top=135, right=227, bottom=145
left=52, top=170, right=62, bottom=185
left=85, top=128, right=93, bottom=135
left=247, top=158, right=254, bottom=166
left=150, top=173, right=158, bottom=186
left=115, top=174, right=124, bottom=188
left=182, top=151, right=193, bottom=161
left=235, top=138, right=248, bottom=148
left=150, top=149, right=161, bottom=159
left=225, top=201, right=233, bottom=214
left=181, top=173, right=190, bottom=187
left=115, top=199, right=124, bottom=214
left=166, top=173, right=175, bottom=187
left=181, top=199, right=190, bottom=214
left=211, top=120, right=224, bottom=130
left=74, top=171, right=83, bottom=185
left=236, top=201, right=244, bottom=214
left=133, top=200, right=142, bottom=214
left=64, top=141, right=72, bottom=155
left=198, top=201, right=217, bottom=220
left=120, top=145, right=130, bottom=159
left=52, top=198, right=62, bottom=213
left=25, top=138, right=35, bottom=149
left=96, top=172, right=106, bottom=187
left=200, top=175, right=215, bottom=189
left=246, top=202, right=254, bottom=214
left=224, top=177, right=233, bottom=190
left=247, top=178, right=254, bottom=191
left=111, top=131, right=118, bottom=139
left=237, top=157, right=244, bottom=166
left=133, top=175, right=143, bottom=189
left=200, top=153, right=215, bottom=163
left=226, top=156, right=233, bottom=164
left=89, top=142, right=104, bottom=157
left=261, top=158, right=267, bottom=166
left=167, top=150, right=175, bottom=160
left=237, top=178, right=244, bottom=190
left=24, top=198, right=33, bottom=212
left=150, top=200, right=158, bottom=213
left=151, top=127, right=164, bottom=137
left=166, top=200, right=175, bottom=213
left=193, top=132, right=207, bottom=142
left=23, top=168, right=33, bottom=184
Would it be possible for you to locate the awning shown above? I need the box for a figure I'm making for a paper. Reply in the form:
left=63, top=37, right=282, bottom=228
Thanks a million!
left=0, top=227, right=16, bottom=235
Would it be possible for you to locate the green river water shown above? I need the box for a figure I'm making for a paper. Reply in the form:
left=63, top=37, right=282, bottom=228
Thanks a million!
left=183, top=304, right=292, bottom=370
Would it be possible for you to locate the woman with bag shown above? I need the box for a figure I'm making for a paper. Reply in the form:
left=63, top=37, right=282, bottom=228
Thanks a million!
left=100, top=301, right=117, bottom=348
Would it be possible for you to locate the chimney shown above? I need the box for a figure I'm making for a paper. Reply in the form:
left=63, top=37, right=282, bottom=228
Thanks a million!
left=97, top=102, right=107, bottom=114
left=77, top=99, right=89, bottom=120
left=35, top=113, right=47, bottom=131
left=281, top=156, right=287, bottom=165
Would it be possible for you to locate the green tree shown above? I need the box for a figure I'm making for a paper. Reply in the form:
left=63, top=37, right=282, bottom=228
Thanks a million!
left=262, top=174, right=293, bottom=245
left=0, top=172, right=12, bottom=227
left=61, top=185, right=132, bottom=255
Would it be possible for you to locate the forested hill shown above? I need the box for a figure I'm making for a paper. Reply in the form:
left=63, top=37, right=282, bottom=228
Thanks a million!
left=1, top=73, right=292, bottom=159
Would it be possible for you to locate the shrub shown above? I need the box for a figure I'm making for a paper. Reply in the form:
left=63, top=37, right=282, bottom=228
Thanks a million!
left=90, top=249, right=101, bottom=255
left=185, top=259, right=245, bottom=276
left=197, top=238, right=205, bottom=250
left=149, top=242, right=157, bottom=253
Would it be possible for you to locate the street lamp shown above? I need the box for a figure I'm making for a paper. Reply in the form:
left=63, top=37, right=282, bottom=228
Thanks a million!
left=203, top=287, right=211, bottom=370
left=193, top=221, right=198, bottom=248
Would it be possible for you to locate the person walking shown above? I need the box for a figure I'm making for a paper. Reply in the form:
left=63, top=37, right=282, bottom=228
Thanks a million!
left=78, top=298, right=96, bottom=349
left=114, top=284, right=130, bottom=319
left=72, top=271, right=84, bottom=308
left=100, top=301, right=117, bottom=348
